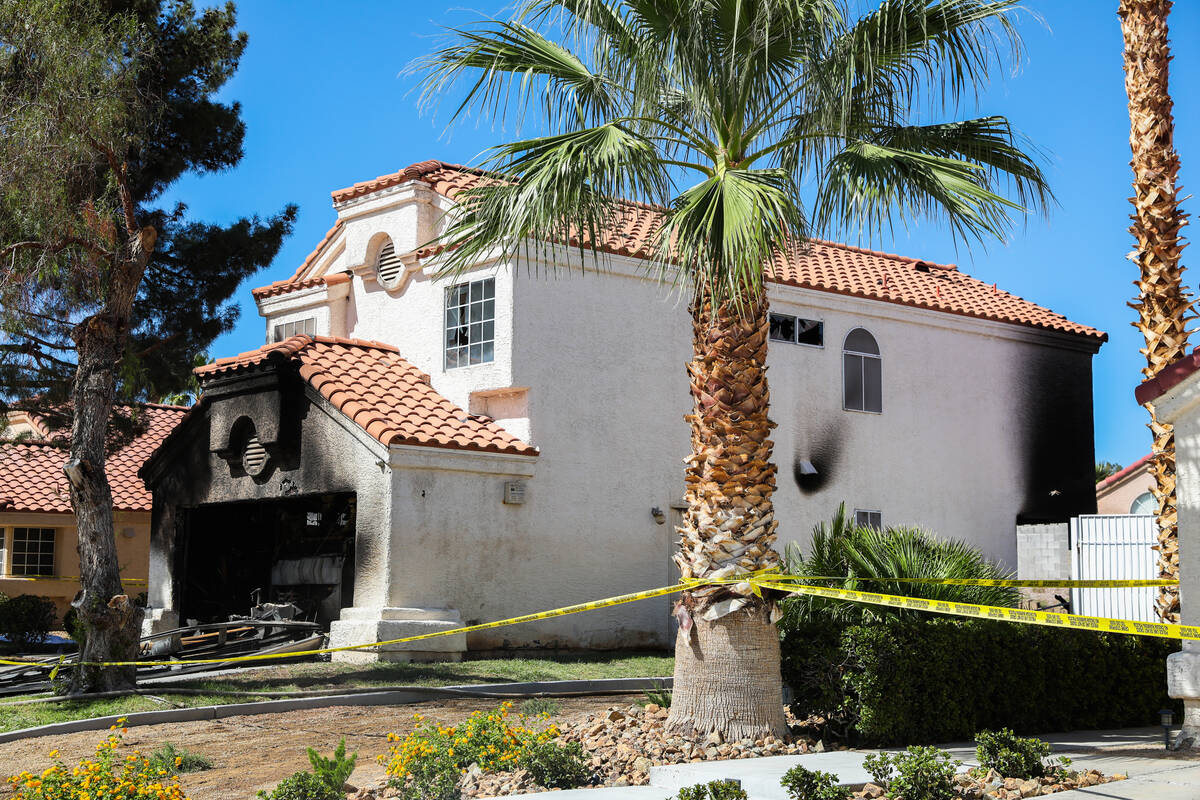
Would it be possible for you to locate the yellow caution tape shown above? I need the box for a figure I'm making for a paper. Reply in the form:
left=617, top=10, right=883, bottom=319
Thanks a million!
left=0, top=575, right=148, bottom=585
left=4, top=572, right=1187, bottom=671
left=770, top=575, right=1175, bottom=589
left=757, top=579, right=1200, bottom=641
left=0, top=580, right=697, bottom=668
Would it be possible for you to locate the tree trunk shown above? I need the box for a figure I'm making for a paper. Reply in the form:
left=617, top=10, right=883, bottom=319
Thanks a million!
left=667, top=291, right=787, bottom=738
left=65, top=227, right=155, bottom=693
left=1119, top=0, right=1190, bottom=623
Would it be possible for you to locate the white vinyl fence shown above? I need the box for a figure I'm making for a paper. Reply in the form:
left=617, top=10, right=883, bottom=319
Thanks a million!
left=1070, top=514, right=1157, bottom=622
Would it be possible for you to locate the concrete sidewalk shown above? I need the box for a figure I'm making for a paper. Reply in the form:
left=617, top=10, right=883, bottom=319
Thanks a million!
left=492, top=727, right=1200, bottom=800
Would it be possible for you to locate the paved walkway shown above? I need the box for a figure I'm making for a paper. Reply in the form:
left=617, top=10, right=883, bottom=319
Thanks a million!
left=493, top=727, right=1200, bottom=800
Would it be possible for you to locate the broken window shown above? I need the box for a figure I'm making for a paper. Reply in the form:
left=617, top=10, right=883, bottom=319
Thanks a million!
left=769, top=312, right=823, bottom=347
left=272, top=316, right=316, bottom=344
left=843, top=327, right=881, bottom=413
left=11, top=527, right=55, bottom=577
left=445, top=277, right=495, bottom=369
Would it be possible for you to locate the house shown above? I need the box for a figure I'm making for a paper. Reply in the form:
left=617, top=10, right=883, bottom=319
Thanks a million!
left=1096, top=454, right=1156, bottom=514
left=140, top=160, right=1106, bottom=661
left=0, top=404, right=186, bottom=622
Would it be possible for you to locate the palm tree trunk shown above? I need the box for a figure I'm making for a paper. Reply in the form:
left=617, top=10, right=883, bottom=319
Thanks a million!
left=667, top=290, right=787, bottom=739
left=1120, top=0, right=1190, bottom=623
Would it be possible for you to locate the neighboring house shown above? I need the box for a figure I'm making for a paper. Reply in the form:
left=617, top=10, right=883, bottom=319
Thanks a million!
left=1096, top=455, right=1156, bottom=515
left=0, top=404, right=186, bottom=622
left=141, top=160, right=1106, bottom=661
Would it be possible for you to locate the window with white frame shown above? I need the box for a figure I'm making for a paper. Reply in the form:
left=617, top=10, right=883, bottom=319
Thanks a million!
left=854, top=509, right=882, bottom=530
left=444, top=278, right=495, bottom=369
left=11, top=527, right=55, bottom=577
left=272, top=317, right=316, bottom=343
left=769, top=312, right=823, bottom=347
left=843, top=327, right=882, bottom=413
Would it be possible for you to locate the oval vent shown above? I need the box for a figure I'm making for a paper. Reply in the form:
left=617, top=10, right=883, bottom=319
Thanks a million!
left=376, top=238, right=403, bottom=286
left=242, top=434, right=268, bottom=476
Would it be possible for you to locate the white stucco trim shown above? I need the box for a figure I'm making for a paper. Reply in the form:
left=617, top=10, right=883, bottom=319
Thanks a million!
left=387, top=444, right=537, bottom=478
left=1154, top=373, right=1200, bottom=425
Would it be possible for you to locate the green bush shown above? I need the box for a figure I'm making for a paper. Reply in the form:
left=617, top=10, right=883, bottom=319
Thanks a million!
left=307, top=737, right=356, bottom=791
left=674, top=780, right=748, bottom=800
left=781, top=616, right=1179, bottom=745
left=255, top=771, right=342, bottom=800
left=147, top=742, right=213, bottom=773
left=781, top=505, right=1019, bottom=626
left=863, top=747, right=960, bottom=800
left=0, top=595, right=56, bottom=649
left=780, top=765, right=849, bottom=800
left=518, top=740, right=592, bottom=789
left=643, top=679, right=673, bottom=708
left=974, top=729, right=1066, bottom=779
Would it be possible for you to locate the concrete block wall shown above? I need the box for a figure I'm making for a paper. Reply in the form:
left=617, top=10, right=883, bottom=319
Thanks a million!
left=1016, top=523, right=1071, bottom=610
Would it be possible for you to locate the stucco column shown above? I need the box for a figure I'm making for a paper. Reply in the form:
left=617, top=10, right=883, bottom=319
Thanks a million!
left=1144, top=357, right=1200, bottom=748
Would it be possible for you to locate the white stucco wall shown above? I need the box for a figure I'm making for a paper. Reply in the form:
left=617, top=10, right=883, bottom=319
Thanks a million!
left=254, top=183, right=1100, bottom=649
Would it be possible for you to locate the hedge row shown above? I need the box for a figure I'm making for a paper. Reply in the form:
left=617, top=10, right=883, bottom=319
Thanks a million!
left=781, top=617, right=1179, bottom=745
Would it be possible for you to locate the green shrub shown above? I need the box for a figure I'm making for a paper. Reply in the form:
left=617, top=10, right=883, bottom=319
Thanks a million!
left=780, top=765, right=849, bottom=800
left=0, top=595, right=56, bottom=649
left=781, top=615, right=1179, bottom=744
left=674, top=780, right=748, bottom=800
left=519, top=697, right=561, bottom=717
left=518, top=740, right=592, bottom=789
left=148, top=742, right=213, bottom=773
left=307, top=737, right=357, bottom=791
left=781, top=505, right=1019, bottom=626
left=863, top=747, right=960, bottom=800
left=643, top=679, right=672, bottom=708
left=974, top=729, right=1065, bottom=779
left=256, top=771, right=342, bottom=800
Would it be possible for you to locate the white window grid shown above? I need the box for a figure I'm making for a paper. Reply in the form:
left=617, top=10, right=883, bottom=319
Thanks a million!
left=843, top=329, right=882, bottom=413
left=272, top=317, right=316, bottom=344
left=11, top=527, right=55, bottom=577
left=445, top=278, right=496, bottom=369
left=768, top=312, right=824, bottom=347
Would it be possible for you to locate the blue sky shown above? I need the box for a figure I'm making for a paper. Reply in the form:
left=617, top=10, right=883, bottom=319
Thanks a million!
left=159, top=1, right=1198, bottom=469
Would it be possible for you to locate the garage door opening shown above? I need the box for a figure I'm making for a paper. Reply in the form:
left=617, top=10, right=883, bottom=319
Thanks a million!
left=177, top=493, right=356, bottom=627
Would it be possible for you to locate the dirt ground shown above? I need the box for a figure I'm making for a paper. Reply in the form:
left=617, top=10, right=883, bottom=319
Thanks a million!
left=0, top=695, right=636, bottom=800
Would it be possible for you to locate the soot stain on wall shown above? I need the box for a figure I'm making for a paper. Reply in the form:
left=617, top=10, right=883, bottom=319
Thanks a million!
left=792, top=414, right=844, bottom=495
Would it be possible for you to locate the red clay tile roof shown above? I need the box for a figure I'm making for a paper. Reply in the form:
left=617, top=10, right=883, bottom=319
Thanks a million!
left=287, top=219, right=344, bottom=282
left=1136, top=349, right=1200, bottom=406
left=291, top=160, right=1105, bottom=341
left=1096, top=454, right=1152, bottom=491
left=252, top=271, right=350, bottom=300
left=196, top=336, right=537, bottom=456
left=0, top=404, right=188, bottom=514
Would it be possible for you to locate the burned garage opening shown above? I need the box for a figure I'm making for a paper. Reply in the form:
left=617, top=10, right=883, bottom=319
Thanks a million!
left=179, top=493, right=355, bottom=626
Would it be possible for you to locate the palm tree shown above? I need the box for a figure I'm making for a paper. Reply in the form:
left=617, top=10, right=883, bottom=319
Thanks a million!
left=420, top=0, right=1050, bottom=738
left=1119, top=0, right=1190, bottom=623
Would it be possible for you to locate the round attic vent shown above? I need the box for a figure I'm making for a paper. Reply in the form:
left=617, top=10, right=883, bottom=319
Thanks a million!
left=376, top=237, right=403, bottom=287
left=242, top=434, right=268, bottom=476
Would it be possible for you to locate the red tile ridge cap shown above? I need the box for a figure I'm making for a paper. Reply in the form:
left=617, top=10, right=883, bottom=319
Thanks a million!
left=330, top=160, right=488, bottom=204
left=805, top=238, right=957, bottom=271
left=1135, top=349, right=1200, bottom=406
left=195, top=335, right=404, bottom=377
left=252, top=270, right=351, bottom=300
left=1096, top=453, right=1152, bottom=490
left=288, top=219, right=345, bottom=282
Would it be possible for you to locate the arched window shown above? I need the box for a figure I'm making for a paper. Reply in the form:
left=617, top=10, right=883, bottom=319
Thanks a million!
left=1130, top=492, right=1155, bottom=515
left=375, top=236, right=403, bottom=287
left=843, top=328, right=881, bottom=413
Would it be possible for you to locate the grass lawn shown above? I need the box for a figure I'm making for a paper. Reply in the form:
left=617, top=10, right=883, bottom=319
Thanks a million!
left=0, top=651, right=673, bottom=734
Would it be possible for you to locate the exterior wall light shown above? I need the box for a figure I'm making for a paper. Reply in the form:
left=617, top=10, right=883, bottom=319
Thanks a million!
left=1160, top=708, right=1175, bottom=750
left=651, top=507, right=666, bottom=525
left=798, top=459, right=818, bottom=476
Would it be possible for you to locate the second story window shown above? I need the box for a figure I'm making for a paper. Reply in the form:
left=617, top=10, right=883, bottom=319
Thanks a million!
left=272, top=317, right=316, bottom=343
left=843, top=327, right=882, bottom=413
left=769, top=312, right=823, bottom=347
left=445, top=278, right=495, bottom=369
left=11, top=527, right=55, bottom=577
